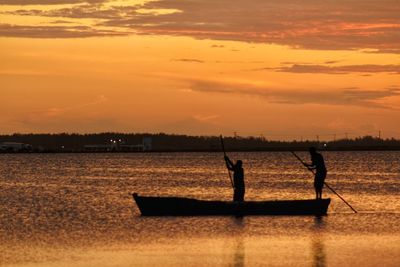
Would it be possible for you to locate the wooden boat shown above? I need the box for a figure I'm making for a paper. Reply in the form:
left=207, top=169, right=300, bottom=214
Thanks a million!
left=133, top=193, right=331, bottom=216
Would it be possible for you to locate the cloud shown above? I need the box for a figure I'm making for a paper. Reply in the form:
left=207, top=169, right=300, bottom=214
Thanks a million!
left=172, top=58, right=204, bottom=63
left=6, top=4, right=140, bottom=19
left=102, top=0, right=400, bottom=53
left=324, top=61, right=340, bottom=64
left=7, top=95, right=112, bottom=132
left=189, top=79, right=400, bottom=109
left=50, top=20, right=75, bottom=24
left=193, top=114, right=220, bottom=122
left=28, top=95, right=108, bottom=119
left=262, top=64, right=400, bottom=74
left=0, top=0, right=105, bottom=4
left=0, top=23, right=127, bottom=38
left=3, top=0, right=399, bottom=53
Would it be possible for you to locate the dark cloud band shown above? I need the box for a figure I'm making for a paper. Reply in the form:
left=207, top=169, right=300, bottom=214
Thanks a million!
left=258, top=64, right=400, bottom=74
left=0, top=0, right=105, bottom=4
left=1, top=0, right=399, bottom=53
left=0, top=23, right=127, bottom=38
left=190, top=80, right=400, bottom=109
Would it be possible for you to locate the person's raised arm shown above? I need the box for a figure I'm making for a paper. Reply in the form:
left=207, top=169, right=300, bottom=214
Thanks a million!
left=224, top=155, right=234, bottom=170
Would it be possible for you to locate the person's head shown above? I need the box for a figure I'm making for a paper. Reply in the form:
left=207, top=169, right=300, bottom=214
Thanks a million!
left=309, top=147, right=317, bottom=155
left=236, top=160, right=243, bottom=168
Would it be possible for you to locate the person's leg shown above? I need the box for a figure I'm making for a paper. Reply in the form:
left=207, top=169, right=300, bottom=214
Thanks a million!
left=233, top=190, right=239, bottom=201
left=239, top=189, right=245, bottom=202
left=314, top=178, right=318, bottom=199
left=234, top=189, right=244, bottom=202
left=321, top=174, right=326, bottom=199
left=316, top=173, right=324, bottom=199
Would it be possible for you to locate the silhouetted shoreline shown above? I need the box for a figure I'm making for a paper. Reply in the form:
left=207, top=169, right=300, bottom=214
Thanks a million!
left=1, top=133, right=400, bottom=153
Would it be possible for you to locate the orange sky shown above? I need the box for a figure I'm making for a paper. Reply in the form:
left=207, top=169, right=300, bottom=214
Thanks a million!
left=1, top=0, right=399, bottom=140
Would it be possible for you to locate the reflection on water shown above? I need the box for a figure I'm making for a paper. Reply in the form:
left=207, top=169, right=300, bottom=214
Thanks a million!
left=312, top=217, right=326, bottom=267
left=233, top=217, right=245, bottom=267
left=0, top=152, right=399, bottom=266
left=234, top=238, right=245, bottom=267
left=312, top=238, right=326, bottom=267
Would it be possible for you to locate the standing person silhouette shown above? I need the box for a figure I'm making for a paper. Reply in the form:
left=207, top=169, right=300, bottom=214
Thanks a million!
left=304, top=147, right=327, bottom=199
left=224, top=155, right=245, bottom=202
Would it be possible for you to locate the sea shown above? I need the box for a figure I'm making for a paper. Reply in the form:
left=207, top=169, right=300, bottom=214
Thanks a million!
left=0, top=151, right=399, bottom=267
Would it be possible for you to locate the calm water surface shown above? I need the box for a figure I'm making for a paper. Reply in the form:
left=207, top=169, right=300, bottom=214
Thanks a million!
left=0, top=152, right=399, bottom=266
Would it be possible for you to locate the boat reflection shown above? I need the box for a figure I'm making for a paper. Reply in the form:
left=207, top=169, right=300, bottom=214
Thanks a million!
left=232, top=217, right=245, bottom=267
left=312, top=216, right=326, bottom=267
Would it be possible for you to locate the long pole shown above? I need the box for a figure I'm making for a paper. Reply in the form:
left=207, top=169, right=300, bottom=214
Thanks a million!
left=290, top=151, right=357, bottom=213
left=220, top=135, right=234, bottom=188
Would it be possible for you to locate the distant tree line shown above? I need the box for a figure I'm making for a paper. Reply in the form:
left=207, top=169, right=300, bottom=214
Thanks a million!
left=0, top=133, right=400, bottom=152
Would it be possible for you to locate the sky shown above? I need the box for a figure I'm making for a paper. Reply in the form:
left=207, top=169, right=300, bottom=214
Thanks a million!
left=1, top=0, right=400, bottom=140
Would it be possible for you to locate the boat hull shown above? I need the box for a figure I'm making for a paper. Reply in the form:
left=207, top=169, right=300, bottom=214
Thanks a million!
left=133, top=193, right=330, bottom=216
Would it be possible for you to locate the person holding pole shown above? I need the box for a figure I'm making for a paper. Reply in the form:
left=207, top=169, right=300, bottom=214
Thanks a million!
left=291, top=150, right=357, bottom=213
left=303, top=147, right=327, bottom=200
left=224, top=155, right=245, bottom=202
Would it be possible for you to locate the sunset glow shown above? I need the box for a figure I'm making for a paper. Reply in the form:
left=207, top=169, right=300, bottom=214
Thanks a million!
left=1, top=0, right=399, bottom=139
